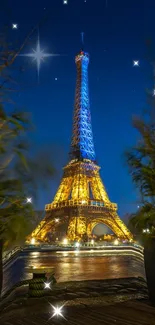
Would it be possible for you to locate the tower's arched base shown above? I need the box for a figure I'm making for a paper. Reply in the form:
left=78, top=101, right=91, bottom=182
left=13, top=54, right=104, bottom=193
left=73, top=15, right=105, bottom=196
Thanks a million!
left=28, top=205, right=133, bottom=243
left=28, top=160, right=133, bottom=244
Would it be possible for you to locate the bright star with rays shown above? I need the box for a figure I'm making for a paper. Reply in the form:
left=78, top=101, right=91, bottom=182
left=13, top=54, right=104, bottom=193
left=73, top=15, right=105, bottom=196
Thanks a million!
left=133, top=60, right=139, bottom=66
left=26, top=197, right=32, bottom=203
left=19, top=32, right=60, bottom=81
left=49, top=304, right=66, bottom=320
left=12, top=23, right=18, bottom=29
left=44, top=282, right=51, bottom=289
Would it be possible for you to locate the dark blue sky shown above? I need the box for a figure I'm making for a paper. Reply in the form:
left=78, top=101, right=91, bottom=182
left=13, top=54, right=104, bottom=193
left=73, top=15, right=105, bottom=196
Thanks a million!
left=1, top=0, right=155, bottom=217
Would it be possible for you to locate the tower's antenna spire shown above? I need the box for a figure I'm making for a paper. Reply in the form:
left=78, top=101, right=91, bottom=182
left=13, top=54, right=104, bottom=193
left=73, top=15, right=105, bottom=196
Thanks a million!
left=81, top=32, right=84, bottom=50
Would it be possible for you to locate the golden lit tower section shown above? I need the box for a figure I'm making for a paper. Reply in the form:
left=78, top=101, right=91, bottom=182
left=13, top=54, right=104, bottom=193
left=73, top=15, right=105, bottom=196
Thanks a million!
left=29, top=50, right=133, bottom=243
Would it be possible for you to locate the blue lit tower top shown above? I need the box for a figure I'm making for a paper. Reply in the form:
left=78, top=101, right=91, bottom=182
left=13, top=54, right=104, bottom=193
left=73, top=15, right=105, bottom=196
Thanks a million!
left=70, top=50, right=96, bottom=161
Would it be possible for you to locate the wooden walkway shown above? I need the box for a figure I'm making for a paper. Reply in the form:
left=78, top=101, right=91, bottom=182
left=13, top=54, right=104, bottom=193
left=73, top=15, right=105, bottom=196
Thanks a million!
left=1, top=300, right=155, bottom=325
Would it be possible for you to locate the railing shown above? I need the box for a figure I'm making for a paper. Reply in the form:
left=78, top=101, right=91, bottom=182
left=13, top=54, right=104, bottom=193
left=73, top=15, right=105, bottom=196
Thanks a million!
left=3, top=246, right=22, bottom=265
left=45, top=200, right=117, bottom=211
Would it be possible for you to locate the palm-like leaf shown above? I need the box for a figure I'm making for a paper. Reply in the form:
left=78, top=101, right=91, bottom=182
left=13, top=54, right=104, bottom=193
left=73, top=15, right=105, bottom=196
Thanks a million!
left=0, top=28, right=56, bottom=296
left=129, top=203, right=155, bottom=230
left=0, top=104, right=55, bottom=250
left=125, top=111, right=155, bottom=232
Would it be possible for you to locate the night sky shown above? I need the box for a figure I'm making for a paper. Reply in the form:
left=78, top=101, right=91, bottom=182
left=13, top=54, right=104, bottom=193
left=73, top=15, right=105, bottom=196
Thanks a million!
left=1, top=0, right=155, bottom=221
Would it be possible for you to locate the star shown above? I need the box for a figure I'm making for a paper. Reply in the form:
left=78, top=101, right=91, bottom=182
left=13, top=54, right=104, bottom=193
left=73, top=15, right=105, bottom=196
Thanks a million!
left=63, top=0, right=68, bottom=4
left=44, top=282, right=51, bottom=289
left=133, top=60, right=139, bottom=66
left=19, top=31, right=60, bottom=81
left=49, top=304, right=66, bottom=320
left=12, top=23, right=18, bottom=29
left=26, top=197, right=32, bottom=203
left=55, top=77, right=58, bottom=81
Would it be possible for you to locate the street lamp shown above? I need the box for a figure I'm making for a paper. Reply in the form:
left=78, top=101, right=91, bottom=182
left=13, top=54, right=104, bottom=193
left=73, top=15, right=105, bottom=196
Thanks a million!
left=31, top=238, right=35, bottom=245
left=114, top=239, right=119, bottom=245
left=63, top=238, right=68, bottom=245
left=143, top=228, right=150, bottom=234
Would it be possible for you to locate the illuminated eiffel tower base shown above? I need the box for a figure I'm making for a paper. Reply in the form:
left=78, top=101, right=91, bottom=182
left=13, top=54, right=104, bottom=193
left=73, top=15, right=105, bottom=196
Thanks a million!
left=29, top=50, right=133, bottom=243
left=30, top=159, right=132, bottom=242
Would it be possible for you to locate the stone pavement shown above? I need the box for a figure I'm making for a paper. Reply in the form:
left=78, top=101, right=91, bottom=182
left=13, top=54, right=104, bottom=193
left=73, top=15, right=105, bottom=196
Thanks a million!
left=0, top=277, right=155, bottom=325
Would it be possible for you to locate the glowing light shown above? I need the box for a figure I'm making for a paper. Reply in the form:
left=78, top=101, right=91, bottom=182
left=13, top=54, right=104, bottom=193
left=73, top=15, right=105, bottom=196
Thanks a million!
left=50, top=304, right=65, bottom=319
left=55, top=218, right=59, bottom=223
left=44, top=282, right=51, bottom=289
left=12, top=23, right=18, bottom=29
left=143, top=228, right=150, bottom=234
left=31, top=238, right=35, bottom=245
left=91, top=239, right=94, bottom=245
left=63, top=0, right=68, bottom=4
left=75, top=242, right=80, bottom=247
left=114, top=239, right=119, bottom=245
left=81, top=200, right=86, bottom=204
left=63, top=238, right=68, bottom=245
left=153, top=89, right=155, bottom=96
left=19, top=31, right=60, bottom=80
left=26, top=197, right=32, bottom=203
left=55, top=77, right=58, bottom=81
left=133, top=60, right=139, bottom=66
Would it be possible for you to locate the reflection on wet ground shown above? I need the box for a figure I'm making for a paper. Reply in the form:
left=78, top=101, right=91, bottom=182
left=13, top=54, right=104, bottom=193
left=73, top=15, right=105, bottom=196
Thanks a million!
left=3, top=250, right=145, bottom=294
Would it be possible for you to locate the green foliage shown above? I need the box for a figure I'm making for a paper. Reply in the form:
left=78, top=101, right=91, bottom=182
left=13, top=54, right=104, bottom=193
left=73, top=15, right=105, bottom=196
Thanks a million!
left=0, top=26, right=56, bottom=296
left=125, top=116, right=155, bottom=202
left=0, top=103, right=55, bottom=250
left=129, top=203, right=155, bottom=232
left=125, top=66, right=155, bottom=234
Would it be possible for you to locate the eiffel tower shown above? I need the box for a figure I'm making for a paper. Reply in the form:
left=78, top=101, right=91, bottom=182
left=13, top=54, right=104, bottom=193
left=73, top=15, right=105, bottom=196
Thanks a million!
left=29, top=50, right=133, bottom=243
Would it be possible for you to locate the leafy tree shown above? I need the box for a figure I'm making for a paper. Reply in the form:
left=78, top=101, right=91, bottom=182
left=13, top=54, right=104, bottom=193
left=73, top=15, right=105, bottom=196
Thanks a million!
left=125, top=58, right=155, bottom=237
left=0, top=30, right=55, bottom=296
left=0, top=104, right=55, bottom=295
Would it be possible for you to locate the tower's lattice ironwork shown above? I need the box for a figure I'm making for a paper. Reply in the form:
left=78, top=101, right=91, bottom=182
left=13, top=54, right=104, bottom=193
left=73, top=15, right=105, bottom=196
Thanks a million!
left=29, top=50, right=133, bottom=243
left=70, top=51, right=95, bottom=161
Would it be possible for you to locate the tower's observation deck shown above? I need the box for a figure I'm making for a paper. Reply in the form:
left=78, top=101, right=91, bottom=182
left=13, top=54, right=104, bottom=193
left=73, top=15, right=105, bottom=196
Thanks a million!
left=29, top=49, right=133, bottom=243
